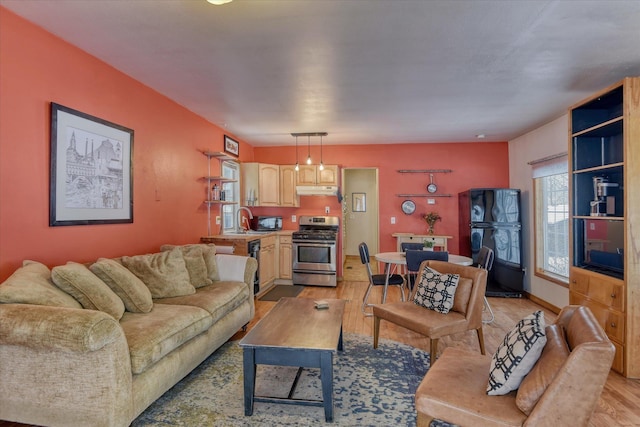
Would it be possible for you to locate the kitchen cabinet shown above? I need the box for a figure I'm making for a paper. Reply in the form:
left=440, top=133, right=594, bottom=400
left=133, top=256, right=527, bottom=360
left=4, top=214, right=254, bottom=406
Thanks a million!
left=277, top=234, right=293, bottom=281
left=259, top=235, right=276, bottom=288
left=568, top=77, right=640, bottom=378
left=279, top=165, right=299, bottom=207
left=242, top=163, right=279, bottom=206
left=296, top=164, right=339, bottom=186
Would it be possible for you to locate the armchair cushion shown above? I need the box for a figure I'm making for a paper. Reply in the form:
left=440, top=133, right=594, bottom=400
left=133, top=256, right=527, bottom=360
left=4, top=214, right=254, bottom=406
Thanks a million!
left=487, top=310, right=546, bottom=395
left=413, top=266, right=460, bottom=314
left=516, top=323, right=570, bottom=414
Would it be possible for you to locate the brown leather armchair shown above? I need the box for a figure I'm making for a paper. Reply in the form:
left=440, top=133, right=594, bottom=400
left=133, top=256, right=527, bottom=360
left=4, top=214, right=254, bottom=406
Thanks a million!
left=415, top=305, right=615, bottom=426
left=372, top=260, right=487, bottom=364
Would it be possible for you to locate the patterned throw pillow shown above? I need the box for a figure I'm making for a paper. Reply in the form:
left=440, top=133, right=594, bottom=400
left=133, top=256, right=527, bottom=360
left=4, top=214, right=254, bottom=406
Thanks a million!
left=412, top=266, right=460, bottom=314
left=487, top=310, right=547, bottom=395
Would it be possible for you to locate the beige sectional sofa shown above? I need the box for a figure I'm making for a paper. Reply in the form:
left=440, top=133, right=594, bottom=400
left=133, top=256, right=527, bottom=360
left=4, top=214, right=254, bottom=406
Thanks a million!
left=0, top=244, right=257, bottom=427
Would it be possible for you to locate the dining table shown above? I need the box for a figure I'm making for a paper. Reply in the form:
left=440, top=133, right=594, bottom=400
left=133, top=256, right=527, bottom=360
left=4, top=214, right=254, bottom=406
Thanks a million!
left=373, top=251, right=474, bottom=304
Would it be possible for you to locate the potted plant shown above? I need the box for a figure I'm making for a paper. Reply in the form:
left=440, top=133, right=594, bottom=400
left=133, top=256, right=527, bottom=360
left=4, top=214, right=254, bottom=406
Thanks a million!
left=423, top=240, right=434, bottom=251
left=423, top=211, right=442, bottom=235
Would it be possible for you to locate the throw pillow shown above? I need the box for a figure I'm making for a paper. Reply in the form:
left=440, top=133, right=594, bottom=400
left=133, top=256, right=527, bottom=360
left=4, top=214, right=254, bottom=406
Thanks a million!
left=121, top=248, right=195, bottom=298
left=161, top=243, right=219, bottom=282
left=51, top=262, right=125, bottom=320
left=90, top=258, right=153, bottom=313
left=160, top=244, right=214, bottom=288
left=516, top=324, right=570, bottom=414
left=487, top=310, right=547, bottom=395
left=412, top=266, right=460, bottom=314
left=0, top=260, right=82, bottom=308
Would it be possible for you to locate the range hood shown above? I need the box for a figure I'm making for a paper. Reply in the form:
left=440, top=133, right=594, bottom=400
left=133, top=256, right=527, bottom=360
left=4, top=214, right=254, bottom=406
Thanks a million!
left=296, top=185, right=339, bottom=196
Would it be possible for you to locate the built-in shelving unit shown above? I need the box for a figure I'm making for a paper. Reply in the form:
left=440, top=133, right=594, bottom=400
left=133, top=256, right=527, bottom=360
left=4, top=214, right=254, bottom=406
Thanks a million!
left=568, top=77, right=640, bottom=378
left=202, top=151, right=237, bottom=235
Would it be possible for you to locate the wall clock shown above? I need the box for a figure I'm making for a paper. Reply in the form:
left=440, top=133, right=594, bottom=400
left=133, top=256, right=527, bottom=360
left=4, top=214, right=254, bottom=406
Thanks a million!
left=401, top=200, right=416, bottom=215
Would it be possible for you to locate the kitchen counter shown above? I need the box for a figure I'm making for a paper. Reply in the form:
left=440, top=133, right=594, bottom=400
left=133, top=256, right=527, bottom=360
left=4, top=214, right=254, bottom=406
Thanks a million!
left=200, top=230, right=293, bottom=255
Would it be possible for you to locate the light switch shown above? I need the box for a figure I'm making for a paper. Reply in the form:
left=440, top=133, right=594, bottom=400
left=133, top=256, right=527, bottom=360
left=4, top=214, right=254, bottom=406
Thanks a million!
left=391, top=216, right=396, bottom=224
left=325, top=206, right=330, bottom=214
left=427, top=199, right=436, bottom=205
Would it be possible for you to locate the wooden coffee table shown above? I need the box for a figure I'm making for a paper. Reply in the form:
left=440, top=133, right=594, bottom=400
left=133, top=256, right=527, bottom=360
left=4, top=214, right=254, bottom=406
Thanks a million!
left=239, top=297, right=346, bottom=422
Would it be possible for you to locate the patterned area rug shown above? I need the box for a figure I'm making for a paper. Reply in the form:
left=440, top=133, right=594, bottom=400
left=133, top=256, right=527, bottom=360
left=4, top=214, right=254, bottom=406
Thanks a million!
left=132, top=333, right=453, bottom=426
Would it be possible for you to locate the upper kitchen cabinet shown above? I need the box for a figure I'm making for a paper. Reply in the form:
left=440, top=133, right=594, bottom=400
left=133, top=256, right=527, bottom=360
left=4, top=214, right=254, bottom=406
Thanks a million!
left=296, top=165, right=339, bottom=186
left=568, top=77, right=640, bottom=378
left=279, top=165, right=299, bottom=207
left=242, top=163, right=279, bottom=207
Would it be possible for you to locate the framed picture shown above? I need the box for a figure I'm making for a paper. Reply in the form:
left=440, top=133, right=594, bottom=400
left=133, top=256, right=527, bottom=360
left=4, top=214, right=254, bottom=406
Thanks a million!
left=353, top=192, right=366, bottom=212
left=50, top=103, right=134, bottom=226
left=224, top=135, right=239, bottom=157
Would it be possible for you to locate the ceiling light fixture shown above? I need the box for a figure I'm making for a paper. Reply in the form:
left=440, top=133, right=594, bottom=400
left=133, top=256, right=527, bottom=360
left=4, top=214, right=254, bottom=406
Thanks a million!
left=306, top=135, right=312, bottom=165
left=294, top=136, right=299, bottom=171
left=206, top=0, right=232, bottom=5
left=319, top=134, right=324, bottom=171
left=476, top=134, right=486, bottom=139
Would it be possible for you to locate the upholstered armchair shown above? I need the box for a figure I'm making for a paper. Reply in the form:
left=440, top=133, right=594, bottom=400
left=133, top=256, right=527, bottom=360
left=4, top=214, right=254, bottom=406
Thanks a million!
left=372, top=260, right=487, bottom=363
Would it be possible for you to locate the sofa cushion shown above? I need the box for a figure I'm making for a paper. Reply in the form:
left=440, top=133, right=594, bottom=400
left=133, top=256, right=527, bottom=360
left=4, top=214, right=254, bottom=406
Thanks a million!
left=119, top=304, right=213, bottom=374
left=51, top=262, right=125, bottom=320
left=516, top=323, right=570, bottom=414
left=413, top=266, right=460, bottom=314
left=487, top=310, right=547, bottom=395
left=161, top=243, right=219, bottom=282
left=90, top=258, right=153, bottom=313
left=0, top=260, right=82, bottom=309
left=154, top=280, right=250, bottom=323
left=122, top=248, right=195, bottom=298
left=160, top=245, right=213, bottom=288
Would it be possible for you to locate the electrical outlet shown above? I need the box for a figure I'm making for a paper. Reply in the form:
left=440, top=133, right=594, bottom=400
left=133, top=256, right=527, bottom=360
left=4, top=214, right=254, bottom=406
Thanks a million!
left=291, top=215, right=297, bottom=223
left=215, top=216, right=221, bottom=225
left=325, top=206, right=330, bottom=214
left=590, top=222, right=595, bottom=230
left=427, top=198, right=436, bottom=205
left=391, top=216, right=396, bottom=224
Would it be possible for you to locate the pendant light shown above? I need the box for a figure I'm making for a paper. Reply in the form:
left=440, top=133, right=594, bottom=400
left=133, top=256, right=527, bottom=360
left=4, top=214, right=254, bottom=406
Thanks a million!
left=294, top=135, right=299, bottom=171
left=306, top=135, right=312, bottom=165
left=319, top=134, right=324, bottom=170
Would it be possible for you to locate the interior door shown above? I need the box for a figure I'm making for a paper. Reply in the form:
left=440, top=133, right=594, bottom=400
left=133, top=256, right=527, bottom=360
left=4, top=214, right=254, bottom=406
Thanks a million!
left=342, top=168, right=379, bottom=257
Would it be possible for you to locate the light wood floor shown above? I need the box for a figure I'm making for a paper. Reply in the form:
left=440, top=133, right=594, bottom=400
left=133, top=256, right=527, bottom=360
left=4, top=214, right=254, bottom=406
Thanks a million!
left=2, top=256, right=638, bottom=426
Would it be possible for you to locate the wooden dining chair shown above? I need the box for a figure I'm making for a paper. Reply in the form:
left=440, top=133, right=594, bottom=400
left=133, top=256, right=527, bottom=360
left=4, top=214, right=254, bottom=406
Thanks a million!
left=373, top=260, right=487, bottom=363
left=359, top=242, right=405, bottom=317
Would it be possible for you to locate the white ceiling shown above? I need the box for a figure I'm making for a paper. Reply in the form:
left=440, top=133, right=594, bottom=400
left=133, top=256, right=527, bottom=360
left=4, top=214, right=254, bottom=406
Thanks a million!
left=2, top=0, right=640, bottom=146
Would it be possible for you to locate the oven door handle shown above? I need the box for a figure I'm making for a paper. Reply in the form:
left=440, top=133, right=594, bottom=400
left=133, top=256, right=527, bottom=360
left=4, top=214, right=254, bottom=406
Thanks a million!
left=293, top=241, right=336, bottom=247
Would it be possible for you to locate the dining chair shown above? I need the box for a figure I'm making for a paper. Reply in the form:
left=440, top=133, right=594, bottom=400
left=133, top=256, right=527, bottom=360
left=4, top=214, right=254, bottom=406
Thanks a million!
left=373, top=260, right=487, bottom=363
left=476, top=246, right=495, bottom=324
left=359, top=242, right=405, bottom=317
left=405, top=250, right=449, bottom=291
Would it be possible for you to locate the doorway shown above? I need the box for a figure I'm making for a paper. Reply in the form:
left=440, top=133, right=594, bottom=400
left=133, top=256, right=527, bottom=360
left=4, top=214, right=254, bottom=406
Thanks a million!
left=342, top=168, right=379, bottom=260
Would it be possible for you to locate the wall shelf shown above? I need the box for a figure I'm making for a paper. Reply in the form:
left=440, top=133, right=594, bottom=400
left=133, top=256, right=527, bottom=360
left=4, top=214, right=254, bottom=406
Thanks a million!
left=397, top=194, right=452, bottom=198
left=397, top=169, right=453, bottom=173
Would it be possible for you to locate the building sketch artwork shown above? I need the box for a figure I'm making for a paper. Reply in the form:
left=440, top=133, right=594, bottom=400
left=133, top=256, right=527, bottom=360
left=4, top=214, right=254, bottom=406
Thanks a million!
left=65, top=126, right=124, bottom=209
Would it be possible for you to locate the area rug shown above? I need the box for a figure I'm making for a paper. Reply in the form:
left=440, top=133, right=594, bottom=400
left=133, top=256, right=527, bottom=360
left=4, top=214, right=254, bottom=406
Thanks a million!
left=258, top=284, right=305, bottom=301
left=131, top=333, right=453, bottom=426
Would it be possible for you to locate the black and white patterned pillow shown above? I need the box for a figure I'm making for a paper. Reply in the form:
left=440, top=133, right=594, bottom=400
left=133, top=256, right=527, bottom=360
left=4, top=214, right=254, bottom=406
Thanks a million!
left=412, top=266, right=460, bottom=314
left=487, top=310, right=547, bottom=395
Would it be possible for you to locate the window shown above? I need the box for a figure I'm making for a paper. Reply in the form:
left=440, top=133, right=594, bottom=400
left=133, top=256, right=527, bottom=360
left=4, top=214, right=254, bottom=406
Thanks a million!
left=221, top=161, right=239, bottom=232
left=533, top=161, right=569, bottom=284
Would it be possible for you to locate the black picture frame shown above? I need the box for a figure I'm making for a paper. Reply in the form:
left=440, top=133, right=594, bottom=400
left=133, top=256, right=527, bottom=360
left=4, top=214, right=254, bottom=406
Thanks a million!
left=50, top=102, right=134, bottom=226
left=224, top=135, right=239, bottom=157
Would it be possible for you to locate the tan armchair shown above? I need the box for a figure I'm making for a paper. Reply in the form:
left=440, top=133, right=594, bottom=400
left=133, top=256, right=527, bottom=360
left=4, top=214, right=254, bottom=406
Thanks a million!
left=415, top=305, right=615, bottom=426
left=372, top=260, right=487, bottom=364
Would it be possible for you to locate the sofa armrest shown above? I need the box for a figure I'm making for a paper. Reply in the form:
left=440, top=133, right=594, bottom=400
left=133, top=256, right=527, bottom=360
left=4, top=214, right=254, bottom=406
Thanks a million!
left=0, top=303, right=122, bottom=352
left=215, top=254, right=257, bottom=291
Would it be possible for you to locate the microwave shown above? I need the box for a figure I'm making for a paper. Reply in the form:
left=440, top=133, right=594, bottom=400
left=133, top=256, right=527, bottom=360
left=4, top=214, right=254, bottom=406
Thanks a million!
left=251, top=216, right=283, bottom=231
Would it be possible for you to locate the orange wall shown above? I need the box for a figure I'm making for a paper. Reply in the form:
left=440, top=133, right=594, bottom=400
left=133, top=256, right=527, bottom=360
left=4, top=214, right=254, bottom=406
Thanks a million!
left=0, top=8, right=509, bottom=281
left=0, top=9, right=253, bottom=280
left=254, top=143, right=509, bottom=255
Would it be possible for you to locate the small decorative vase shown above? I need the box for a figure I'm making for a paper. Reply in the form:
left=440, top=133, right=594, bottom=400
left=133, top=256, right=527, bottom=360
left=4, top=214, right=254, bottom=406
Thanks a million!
left=423, top=247, right=433, bottom=251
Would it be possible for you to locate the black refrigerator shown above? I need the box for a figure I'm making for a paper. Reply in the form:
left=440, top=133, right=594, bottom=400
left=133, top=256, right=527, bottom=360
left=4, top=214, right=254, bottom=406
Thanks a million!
left=459, top=188, right=524, bottom=297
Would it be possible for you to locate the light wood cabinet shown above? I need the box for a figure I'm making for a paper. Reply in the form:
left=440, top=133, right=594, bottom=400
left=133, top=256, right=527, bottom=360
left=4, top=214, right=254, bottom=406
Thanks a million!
left=278, top=235, right=293, bottom=280
left=296, top=164, right=339, bottom=186
left=392, top=233, right=452, bottom=252
left=568, top=77, right=640, bottom=378
left=259, top=235, right=276, bottom=288
left=242, top=163, right=279, bottom=206
left=279, top=165, right=299, bottom=207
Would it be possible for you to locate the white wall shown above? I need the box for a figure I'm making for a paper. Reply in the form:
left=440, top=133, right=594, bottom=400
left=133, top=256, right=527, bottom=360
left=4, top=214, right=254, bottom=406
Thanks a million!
left=509, top=115, right=570, bottom=309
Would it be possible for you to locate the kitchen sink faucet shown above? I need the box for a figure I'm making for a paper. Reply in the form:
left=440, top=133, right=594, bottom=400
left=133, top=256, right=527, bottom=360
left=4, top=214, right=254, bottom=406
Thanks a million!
left=237, top=207, right=253, bottom=233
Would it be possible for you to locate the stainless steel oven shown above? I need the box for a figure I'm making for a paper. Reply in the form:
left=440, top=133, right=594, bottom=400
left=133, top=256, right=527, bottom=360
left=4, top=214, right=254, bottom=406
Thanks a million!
left=292, top=216, right=339, bottom=287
